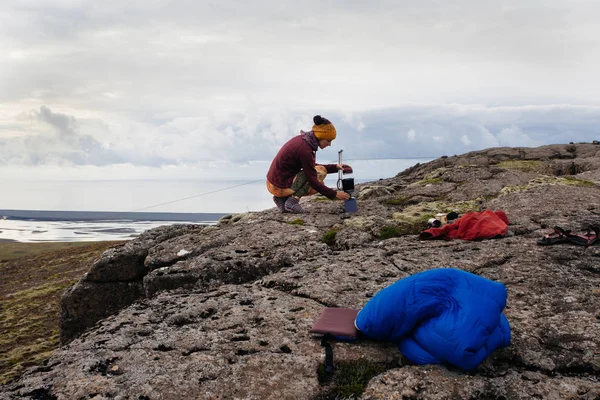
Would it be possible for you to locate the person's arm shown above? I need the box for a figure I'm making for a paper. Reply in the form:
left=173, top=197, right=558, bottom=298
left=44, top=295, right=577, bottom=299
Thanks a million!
left=317, top=163, right=352, bottom=200
left=299, top=150, right=337, bottom=199
left=320, top=163, right=339, bottom=174
left=319, top=163, right=352, bottom=174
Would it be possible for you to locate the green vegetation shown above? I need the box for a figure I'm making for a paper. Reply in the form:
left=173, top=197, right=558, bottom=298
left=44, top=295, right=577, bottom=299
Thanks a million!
left=386, top=198, right=487, bottom=236
left=0, top=241, right=104, bottom=262
left=392, top=200, right=480, bottom=226
left=379, top=226, right=402, bottom=240
left=316, top=359, right=389, bottom=399
left=568, top=163, right=580, bottom=175
left=418, top=177, right=443, bottom=185
left=496, top=160, right=544, bottom=172
left=288, top=218, right=305, bottom=225
left=342, top=217, right=377, bottom=231
left=384, top=195, right=412, bottom=206
left=0, top=241, right=120, bottom=385
left=396, top=221, right=429, bottom=236
left=501, top=176, right=597, bottom=195
left=413, top=167, right=449, bottom=186
left=562, top=176, right=596, bottom=187
left=322, top=229, right=339, bottom=246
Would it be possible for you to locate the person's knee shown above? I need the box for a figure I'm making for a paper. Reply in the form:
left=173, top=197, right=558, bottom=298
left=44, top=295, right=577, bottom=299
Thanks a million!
left=315, top=165, right=327, bottom=181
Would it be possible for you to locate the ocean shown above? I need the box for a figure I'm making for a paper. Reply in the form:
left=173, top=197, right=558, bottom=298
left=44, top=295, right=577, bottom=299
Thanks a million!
left=0, top=158, right=428, bottom=242
left=0, top=179, right=267, bottom=243
left=0, top=210, right=228, bottom=243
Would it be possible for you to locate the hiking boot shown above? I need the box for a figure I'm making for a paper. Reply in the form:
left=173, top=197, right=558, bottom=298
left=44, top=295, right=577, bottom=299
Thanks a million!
left=284, top=196, right=307, bottom=213
left=272, top=196, right=289, bottom=213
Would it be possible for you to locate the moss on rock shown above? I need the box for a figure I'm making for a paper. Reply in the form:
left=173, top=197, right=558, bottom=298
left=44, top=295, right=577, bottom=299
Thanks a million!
left=496, top=160, right=545, bottom=172
left=392, top=200, right=481, bottom=225
left=322, top=229, right=339, bottom=246
left=500, top=175, right=598, bottom=195
left=379, top=226, right=402, bottom=240
left=342, top=217, right=379, bottom=231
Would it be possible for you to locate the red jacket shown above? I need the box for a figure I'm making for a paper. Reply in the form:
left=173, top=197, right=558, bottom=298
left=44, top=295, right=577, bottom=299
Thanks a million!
left=419, top=210, right=509, bottom=241
left=267, top=134, right=338, bottom=199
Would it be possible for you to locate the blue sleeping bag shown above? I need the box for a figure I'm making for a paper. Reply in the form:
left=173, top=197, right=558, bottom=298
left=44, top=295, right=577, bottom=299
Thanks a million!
left=355, top=268, right=511, bottom=371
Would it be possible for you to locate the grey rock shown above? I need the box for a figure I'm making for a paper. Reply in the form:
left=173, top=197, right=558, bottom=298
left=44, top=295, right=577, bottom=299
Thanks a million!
left=3, top=143, right=600, bottom=399
left=357, top=185, right=394, bottom=200
left=362, top=366, right=600, bottom=400
left=60, top=281, right=144, bottom=345
left=60, top=224, right=207, bottom=344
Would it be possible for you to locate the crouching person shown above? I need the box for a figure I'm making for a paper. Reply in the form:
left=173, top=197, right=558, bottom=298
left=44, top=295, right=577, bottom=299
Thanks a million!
left=266, top=115, right=350, bottom=213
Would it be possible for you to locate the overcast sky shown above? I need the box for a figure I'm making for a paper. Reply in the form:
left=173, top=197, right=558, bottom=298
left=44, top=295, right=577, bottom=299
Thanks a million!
left=1, top=0, right=599, bottom=182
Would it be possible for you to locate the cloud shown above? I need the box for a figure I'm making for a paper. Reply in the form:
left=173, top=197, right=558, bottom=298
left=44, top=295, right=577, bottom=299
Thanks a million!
left=496, top=125, right=542, bottom=147
left=0, top=106, right=123, bottom=166
left=34, top=105, right=78, bottom=137
left=1, top=1, right=599, bottom=178
left=2, top=103, right=599, bottom=171
left=1, top=0, right=599, bottom=113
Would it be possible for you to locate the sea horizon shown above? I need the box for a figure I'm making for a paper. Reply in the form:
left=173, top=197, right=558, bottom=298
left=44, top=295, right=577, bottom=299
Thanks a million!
left=0, top=209, right=228, bottom=243
left=0, top=209, right=229, bottom=223
left=0, top=158, right=430, bottom=242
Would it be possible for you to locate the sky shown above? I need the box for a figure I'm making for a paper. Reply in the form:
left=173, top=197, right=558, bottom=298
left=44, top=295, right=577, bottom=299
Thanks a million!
left=1, top=0, right=600, bottom=184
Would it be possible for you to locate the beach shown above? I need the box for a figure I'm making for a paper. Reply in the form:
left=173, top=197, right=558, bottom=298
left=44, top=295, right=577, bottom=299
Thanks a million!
left=0, top=210, right=228, bottom=243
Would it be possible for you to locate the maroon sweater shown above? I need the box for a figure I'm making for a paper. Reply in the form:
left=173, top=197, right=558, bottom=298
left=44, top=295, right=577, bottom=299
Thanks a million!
left=267, top=133, right=338, bottom=199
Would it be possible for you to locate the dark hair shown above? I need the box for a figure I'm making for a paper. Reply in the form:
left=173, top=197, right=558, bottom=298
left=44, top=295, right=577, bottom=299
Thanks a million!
left=313, top=115, right=331, bottom=125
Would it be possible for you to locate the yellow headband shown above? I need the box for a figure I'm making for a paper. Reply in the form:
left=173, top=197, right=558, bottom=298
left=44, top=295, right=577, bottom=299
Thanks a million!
left=312, top=123, right=337, bottom=141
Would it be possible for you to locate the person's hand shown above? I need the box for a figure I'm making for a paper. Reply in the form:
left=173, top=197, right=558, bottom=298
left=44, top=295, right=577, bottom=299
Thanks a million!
left=337, top=164, right=353, bottom=173
left=336, top=191, right=351, bottom=200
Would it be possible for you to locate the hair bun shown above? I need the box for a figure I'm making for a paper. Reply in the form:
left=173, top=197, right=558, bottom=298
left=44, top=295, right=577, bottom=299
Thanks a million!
left=313, top=115, right=330, bottom=125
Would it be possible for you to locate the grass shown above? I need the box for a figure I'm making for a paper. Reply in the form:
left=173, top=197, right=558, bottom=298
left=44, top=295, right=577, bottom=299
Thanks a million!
left=288, top=218, right=305, bottom=225
left=322, top=229, right=339, bottom=246
left=379, top=226, right=402, bottom=240
left=413, top=167, right=449, bottom=186
left=316, top=358, right=389, bottom=399
left=0, top=241, right=107, bottom=262
left=0, top=241, right=121, bottom=385
left=383, top=195, right=413, bottom=207
left=562, top=176, right=596, bottom=187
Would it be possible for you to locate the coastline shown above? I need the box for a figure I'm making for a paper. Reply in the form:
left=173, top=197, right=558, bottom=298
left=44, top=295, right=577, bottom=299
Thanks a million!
left=0, top=209, right=227, bottom=243
left=0, top=209, right=229, bottom=222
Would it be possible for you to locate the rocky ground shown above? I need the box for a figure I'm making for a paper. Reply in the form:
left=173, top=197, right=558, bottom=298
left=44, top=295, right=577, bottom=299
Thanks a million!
left=2, top=143, right=600, bottom=399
